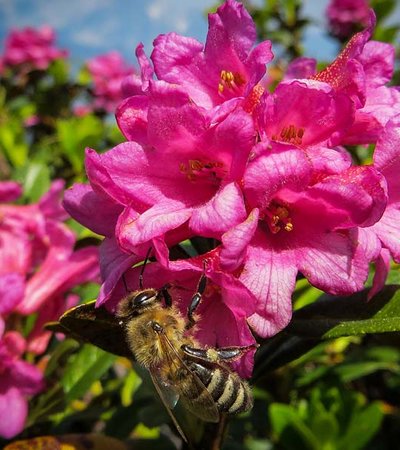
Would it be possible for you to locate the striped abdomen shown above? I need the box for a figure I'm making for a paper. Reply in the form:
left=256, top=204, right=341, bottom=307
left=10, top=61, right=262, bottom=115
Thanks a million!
left=189, top=362, right=253, bottom=415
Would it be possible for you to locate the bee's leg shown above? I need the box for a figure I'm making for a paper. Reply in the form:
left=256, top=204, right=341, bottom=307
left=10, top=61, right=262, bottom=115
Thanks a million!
left=186, top=273, right=207, bottom=329
left=159, top=284, right=172, bottom=307
left=182, top=344, right=258, bottom=363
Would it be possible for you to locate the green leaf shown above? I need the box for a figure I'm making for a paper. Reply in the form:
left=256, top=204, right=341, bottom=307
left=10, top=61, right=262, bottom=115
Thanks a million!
left=371, top=0, right=396, bottom=21
left=56, top=115, right=103, bottom=173
left=254, top=286, right=400, bottom=378
left=269, top=404, right=319, bottom=450
left=338, top=402, right=384, bottom=450
left=287, top=285, right=400, bottom=339
left=20, top=161, right=51, bottom=201
left=48, top=59, right=69, bottom=84
left=61, top=344, right=116, bottom=402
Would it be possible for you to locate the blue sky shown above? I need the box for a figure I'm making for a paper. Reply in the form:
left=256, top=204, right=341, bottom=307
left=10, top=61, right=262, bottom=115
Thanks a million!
left=0, top=0, right=352, bottom=69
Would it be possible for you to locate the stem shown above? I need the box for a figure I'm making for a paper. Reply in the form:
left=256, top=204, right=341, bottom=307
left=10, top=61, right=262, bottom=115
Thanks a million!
left=195, top=415, right=229, bottom=450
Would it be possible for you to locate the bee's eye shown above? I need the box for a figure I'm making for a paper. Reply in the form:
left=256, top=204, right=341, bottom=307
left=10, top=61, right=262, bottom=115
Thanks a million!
left=132, top=290, right=156, bottom=308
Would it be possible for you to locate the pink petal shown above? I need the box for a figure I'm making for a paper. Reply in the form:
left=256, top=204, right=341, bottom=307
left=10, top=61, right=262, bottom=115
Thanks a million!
left=308, top=165, right=387, bottom=229
left=98, top=237, right=140, bottom=306
left=190, top=182, right=246, bottom=238
left=262, top=79, right=354, bottom=146
left=63, top=183, right=122, bottom=237
left=0, top=387, right=27, bottom=439
left=220, top=208, right=259, bottom=271
left=38, top=179, right=67, bottom=221
left=116, top=95, right=149, bottom=144
left=284, top=57, right=317, bottom=79
left=358, top=41, right=395, bottom=88
left=368, top=248, right=391, bottom=300
left=10, top=360, right=44, bottom=395
left=244, top=144, right=312, bottom=208
left=243, top=233, right=298, bottom=337
left=296, top=229, right=369, bottom=295
left=0, top=273, right=24, bottom=314
left=0, top=181, right=22, bottom=202
left=117, top=202, right=192, bottom=251
left=370, top=207, right=400, bottom=263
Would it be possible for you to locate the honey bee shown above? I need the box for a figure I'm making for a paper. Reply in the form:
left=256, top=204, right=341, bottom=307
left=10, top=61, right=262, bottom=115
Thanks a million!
left=47, top=265, right=255, bottom=443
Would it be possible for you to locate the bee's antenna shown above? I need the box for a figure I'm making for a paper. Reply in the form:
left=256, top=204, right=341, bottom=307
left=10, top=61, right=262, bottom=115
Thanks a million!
left=122, top=273, right=129, bottom=293
left=139, top=247, right=152, bottom=290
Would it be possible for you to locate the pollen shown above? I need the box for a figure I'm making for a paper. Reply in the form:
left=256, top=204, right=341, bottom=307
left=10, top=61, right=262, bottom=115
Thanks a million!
left=264, top=201, right=294, bottom=234
left=243, top=84, right=265, bottom=113
left=218, top=70, right=245, bottom=94
left=179, top=159, right=225, bottom=183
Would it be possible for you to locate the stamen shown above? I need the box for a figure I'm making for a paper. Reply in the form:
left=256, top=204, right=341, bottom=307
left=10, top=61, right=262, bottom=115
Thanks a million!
left=264, top=201, right=294, bottom=234
left=179, top=158, right=225, bottom=183
left=218, top=70, right=245, bottom=94
left=276, top=124, right=305, bottom=145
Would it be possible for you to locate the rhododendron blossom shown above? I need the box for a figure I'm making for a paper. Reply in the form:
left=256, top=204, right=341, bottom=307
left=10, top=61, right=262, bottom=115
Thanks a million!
left=221, top=143, right=387, bottom=336
left=87, top=51, right=136, bottom=112
left=0, top=330, right=44, bottom=439
left=0, top=26, right=67, bottom=72
left=0, top=180, right=99, bottom=354
left=64, top=0, right=397, bottom=376
left=326, top=0, right=370, bottom=39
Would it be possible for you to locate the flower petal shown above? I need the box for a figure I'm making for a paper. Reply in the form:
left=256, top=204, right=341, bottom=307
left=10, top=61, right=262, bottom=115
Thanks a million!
left=243, top=233, right=298, bottom=337
left=0, top=387, right=27, bottom=439
left=190, top=182, right=246, bottom=238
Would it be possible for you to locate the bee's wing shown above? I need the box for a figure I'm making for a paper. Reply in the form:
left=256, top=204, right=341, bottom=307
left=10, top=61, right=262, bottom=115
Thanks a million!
left=45, top=301, right=132, bottom=358
left=157, top=332, right=220, bottom=423
left=148, top=369, right=188, bottom=444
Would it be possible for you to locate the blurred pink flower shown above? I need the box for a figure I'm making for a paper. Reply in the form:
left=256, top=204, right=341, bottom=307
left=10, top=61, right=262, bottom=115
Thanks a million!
left=0, top=181, right=22, bottom=202
left=327, top=0, right=370, bottom=39
left=0, top=330, right=44, bottom=439
left=0, top=180, right=99, bottom=352
left=1, top=26, right=67, bottom=71
left=87, top=51, right=136, bottom=112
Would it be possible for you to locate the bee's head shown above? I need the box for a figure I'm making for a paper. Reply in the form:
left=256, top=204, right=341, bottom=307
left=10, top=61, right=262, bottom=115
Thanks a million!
left=116, top=288, right=161, bottom=318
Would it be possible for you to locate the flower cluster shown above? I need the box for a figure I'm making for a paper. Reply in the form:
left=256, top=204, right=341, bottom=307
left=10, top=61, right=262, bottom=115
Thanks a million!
left=0, top=26, right=67, bottom=73
left=65, top=0, right=400, bottom=378
left=326, top=0, right=371, bottom=39
left=86, top=51, right=136, bottom=113
left=0, top=181, right=99, bottom=438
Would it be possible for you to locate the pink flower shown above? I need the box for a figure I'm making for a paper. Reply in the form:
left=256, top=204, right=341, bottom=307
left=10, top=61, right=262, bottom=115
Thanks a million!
left=0, top=180, right=99, bottom=353
left=220, top=143, right=387, bottom=337
left=327, top=0, right=371, bottom=39
left=257, top=79, right=354, bottom=147
left=87, top=51, right=136, bottom=112
left=65, top=82, right=255, bottom=302
left=360, top=116, right=400, bottom=298
left=117, top=0, right=273, bottom=121
left=312, top=12, right=400, bottom=144
left=0, top=181, right=22, bottom=202
left=0, top=330, right=44, bottom=439
left=150, top=0, right=273, bottom=110
left=106, top=253, right=257, bottom=378
left=1, top=26, right=67, bottom=72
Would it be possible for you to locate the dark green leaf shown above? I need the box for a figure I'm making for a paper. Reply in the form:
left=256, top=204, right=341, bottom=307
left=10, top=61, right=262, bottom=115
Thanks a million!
left=61, top=344, right=116, bottom=402
left=287, top=286, right=400, bottom=339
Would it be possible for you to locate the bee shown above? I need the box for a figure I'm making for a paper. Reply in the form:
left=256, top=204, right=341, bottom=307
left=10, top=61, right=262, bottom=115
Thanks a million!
left=47, top=264, right=255, bottom=443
